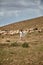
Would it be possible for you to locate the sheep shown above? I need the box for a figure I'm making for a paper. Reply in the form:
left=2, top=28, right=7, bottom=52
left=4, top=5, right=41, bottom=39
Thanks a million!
left=29, top=28, right=34, bottom=33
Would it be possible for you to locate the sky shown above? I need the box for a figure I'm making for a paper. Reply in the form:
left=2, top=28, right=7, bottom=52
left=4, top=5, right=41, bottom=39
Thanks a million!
left=0, top=0, right=43, bottom=26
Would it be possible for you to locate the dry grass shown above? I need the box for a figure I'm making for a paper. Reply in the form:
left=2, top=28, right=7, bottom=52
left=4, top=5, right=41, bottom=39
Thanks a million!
left=0, top=31, right=43, bottom=65
left=0, top=41, right=43, bottom=65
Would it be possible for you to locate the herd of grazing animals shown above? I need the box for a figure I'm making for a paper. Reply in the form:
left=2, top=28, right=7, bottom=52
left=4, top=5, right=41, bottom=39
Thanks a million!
left=0, top=27, right=42, bottom=36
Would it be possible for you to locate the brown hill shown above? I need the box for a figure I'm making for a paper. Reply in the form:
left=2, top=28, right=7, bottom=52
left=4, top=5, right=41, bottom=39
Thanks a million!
left=0, top=16, right=43, bottom=30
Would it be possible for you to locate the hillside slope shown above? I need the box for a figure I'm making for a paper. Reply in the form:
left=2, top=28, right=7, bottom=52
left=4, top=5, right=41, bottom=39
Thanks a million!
left=0, top=16, right=43, bottom=30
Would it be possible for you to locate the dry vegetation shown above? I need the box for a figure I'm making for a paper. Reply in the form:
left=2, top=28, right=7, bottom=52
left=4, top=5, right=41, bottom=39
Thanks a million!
left=0, top=16, right=43, bottom=30
left=0, top=41, right=43, bottom=65
left=0, top=16, right=43, bottom=65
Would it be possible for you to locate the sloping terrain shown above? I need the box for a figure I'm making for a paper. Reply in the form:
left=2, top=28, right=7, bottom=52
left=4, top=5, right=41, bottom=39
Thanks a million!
left=0, top=16, right=43, bottom=65
left=0, top=16, right=43, bottom=30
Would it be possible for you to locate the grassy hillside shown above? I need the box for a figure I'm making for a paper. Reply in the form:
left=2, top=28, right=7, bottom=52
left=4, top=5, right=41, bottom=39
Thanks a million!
left=0, top=16, right=43, bottom=30
left=0, top=16, right=43, bottom=65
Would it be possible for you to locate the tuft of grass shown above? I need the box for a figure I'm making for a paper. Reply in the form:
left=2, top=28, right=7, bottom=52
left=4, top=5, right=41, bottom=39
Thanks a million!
left=10, top=42, right=19, bottom=47
left=0, top=43, right=9, bottom=47
left=22, top=42, right=29, bottom=48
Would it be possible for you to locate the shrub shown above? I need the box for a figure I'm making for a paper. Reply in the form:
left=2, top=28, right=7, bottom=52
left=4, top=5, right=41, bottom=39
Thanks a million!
left=10, top=42, right=18, bottom=47
left=22, top=42, right=29, bottom=48
left=6, top=40, right=10, bottom=42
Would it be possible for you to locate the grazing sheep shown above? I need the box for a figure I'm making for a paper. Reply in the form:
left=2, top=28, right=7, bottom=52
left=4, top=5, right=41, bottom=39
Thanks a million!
left=0, top=30, right=6, bottom=35
left=8, top=30, right=19, bottom=35
left=29, top=28, right=34, bottom=33
left=8, top=30, right=15, bottom=35
left=38, top=29, right=42, bottom=33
